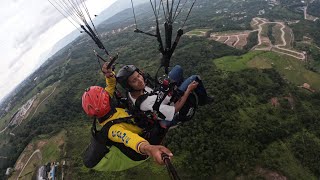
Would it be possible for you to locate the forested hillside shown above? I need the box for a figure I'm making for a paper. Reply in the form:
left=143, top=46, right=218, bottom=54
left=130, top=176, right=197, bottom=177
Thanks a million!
left=1, top=0, right=320, bottom=179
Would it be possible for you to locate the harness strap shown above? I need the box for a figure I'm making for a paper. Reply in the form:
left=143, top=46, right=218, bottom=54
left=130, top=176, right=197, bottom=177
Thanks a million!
left=152, top=91, right=168, bottom=119
left=91, top=117, right=98, bottom=139
left=97, top=108, right=118, bottom=124
left=135, top=91, right=167, bottom=120
left=133, top=94, right=157, bottom=129
left=135, top=94, right=149, bottom=110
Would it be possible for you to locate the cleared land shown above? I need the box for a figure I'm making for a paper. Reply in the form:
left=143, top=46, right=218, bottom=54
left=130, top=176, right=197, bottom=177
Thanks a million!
left=253, top=18, right=305, bottom=60
left=210, top=30, right=254, bottom=49
left=235, top=34, right=250, bottom=49
left=195, top=17, right=306, bottom=60
left=192, top=17, right=306, bottom=59
left=226, top=36, right=238, bottom=46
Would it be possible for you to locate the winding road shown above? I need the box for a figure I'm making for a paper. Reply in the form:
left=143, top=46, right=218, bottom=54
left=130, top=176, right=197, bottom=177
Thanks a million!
left=304, top=5, right=319, bottom=21
left=253, top=17, right=305, bottom=60
left=210, top=17, right=306, bottom=60
left=10, top=86, right=57, bottom=134
left=28, top=86, right=57, bottom=122
left=16, top=149, right=41, bottom=180
left=0, top=127, right=8, bottom=134
left=211, top=16, right=306, bottom=60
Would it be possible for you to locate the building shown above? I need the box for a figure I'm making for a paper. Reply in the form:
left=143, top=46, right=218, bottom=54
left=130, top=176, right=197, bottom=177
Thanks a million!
left=5, top=167, right=13, bottom=176
left=37, top=166, right=47, bottom=180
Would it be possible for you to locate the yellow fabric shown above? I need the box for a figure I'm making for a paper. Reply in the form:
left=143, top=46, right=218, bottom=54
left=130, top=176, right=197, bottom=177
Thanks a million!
left=104, top=73, right=116, bottom=97
left=108, top=121, right=147, bottom=153
left=99, top=75, right=146, bottom=154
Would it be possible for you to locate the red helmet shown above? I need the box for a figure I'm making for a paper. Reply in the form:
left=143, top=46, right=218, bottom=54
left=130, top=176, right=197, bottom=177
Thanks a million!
left=82, top=86, right=111, bottom=118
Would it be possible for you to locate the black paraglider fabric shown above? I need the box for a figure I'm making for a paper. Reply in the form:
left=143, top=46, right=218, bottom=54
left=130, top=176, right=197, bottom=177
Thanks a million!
left=83, top=136, right=109, bottom=168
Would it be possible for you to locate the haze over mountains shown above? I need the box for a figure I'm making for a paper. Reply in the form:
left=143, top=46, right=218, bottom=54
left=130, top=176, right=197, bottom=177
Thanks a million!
left=46, top=0, right=148, bottom=62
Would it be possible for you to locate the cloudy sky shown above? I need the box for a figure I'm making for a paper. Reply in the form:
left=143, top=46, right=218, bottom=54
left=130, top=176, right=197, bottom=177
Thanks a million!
left=0, top=0, right=116, bottom=101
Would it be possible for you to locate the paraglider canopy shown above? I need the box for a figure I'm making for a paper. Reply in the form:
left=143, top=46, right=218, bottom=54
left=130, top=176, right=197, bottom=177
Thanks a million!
left=48, top=0, right=111, bottom=56
left=48, top=0, right=120, bottom=72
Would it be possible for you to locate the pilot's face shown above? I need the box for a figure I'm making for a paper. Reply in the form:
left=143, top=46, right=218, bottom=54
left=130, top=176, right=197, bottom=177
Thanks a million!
left=127, top=71, right=145, bottom=91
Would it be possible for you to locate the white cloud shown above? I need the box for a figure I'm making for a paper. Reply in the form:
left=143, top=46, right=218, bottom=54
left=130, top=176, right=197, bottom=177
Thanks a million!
left=0, top=0, right=116, bottom=101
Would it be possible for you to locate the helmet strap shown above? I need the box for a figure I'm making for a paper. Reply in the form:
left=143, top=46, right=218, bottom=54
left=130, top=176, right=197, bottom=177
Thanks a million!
left=128, top=87, right=142, bottom=92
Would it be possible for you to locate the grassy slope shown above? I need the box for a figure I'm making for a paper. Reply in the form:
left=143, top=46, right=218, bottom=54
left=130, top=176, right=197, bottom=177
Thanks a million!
left=273, top=24, right=283, bottom=45
left=295, top=41, right=320, bottom=72
left=0, top=117, right=6, bottom=129
left=40, top=131, right=66, bottom=164
left=25, top=82, right=59, bottom=123
left=187, top=29, right=211, bottom=35
left=214, top=51, right=265, bottom=71
left=214, top=51, right=320, bottom=89
left=8, top=130, right=66, bottom=180
left=251, top=52, right=320, bottom=89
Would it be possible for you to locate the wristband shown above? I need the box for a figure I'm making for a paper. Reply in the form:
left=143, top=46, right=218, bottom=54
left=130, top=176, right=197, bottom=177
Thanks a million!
left=137, top=141, right=149, bottom=155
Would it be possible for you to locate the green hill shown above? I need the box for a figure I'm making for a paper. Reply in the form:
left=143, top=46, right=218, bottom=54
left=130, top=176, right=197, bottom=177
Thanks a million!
left=215, top=51, right=320, bottom=89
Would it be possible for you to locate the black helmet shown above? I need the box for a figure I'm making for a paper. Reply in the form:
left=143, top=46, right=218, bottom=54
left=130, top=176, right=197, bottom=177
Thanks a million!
left=116, top=65, right=139, bottom=90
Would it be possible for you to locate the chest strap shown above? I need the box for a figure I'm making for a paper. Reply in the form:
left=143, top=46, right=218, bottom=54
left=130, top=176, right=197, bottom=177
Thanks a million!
left=135, top=91, right=168, bottom=120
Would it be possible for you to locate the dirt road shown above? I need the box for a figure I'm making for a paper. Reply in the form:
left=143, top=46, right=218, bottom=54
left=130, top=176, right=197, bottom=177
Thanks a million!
left=16, top=149, right=41, bottom=180
left=10, top=86, right=57, bottom=134
left=253, top=17, right=305, bottom=60
left=0, top=126, right=8, bottom=134
left=28, top=86, right=57, bottom=121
